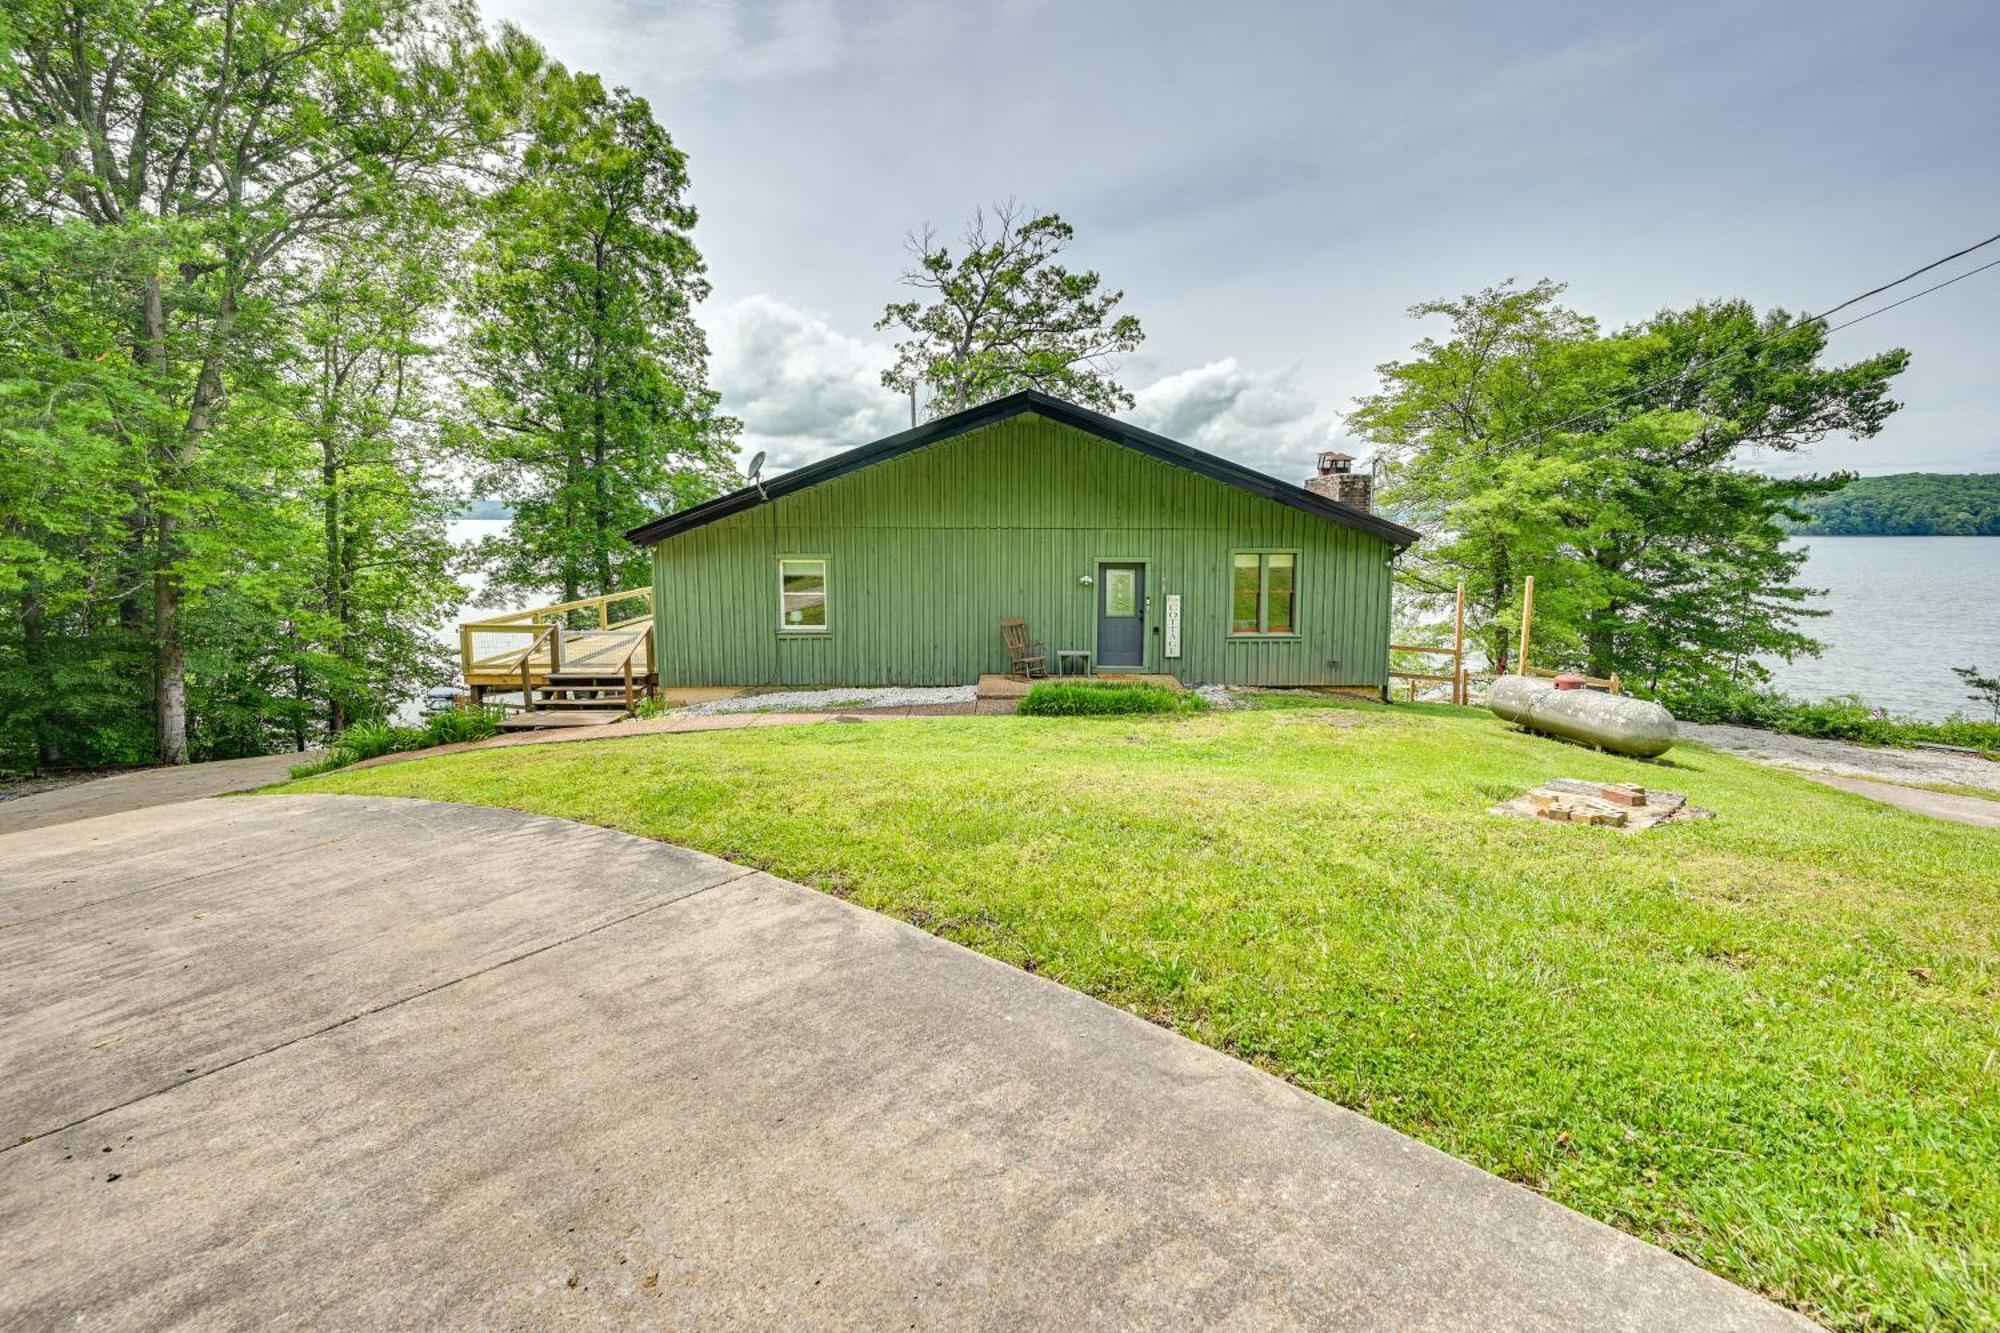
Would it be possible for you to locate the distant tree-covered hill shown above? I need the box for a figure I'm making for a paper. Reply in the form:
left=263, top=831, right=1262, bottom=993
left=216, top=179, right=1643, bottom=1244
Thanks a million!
left=1790, top=472, right=2000, bottom=535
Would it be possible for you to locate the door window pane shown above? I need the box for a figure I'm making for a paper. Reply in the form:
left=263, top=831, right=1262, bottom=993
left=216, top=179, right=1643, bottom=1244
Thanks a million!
left=1105, top=567, right=1138, bottom=617
left=1231, top=553, right=1260, bottom=633
left=779, top=559, right=827, bottom=631
left=1265, top=553, right=1295, bottom=634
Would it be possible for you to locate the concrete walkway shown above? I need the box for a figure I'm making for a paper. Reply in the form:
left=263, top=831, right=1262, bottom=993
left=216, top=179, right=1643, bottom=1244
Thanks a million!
left=0, top=750, right=317, bottom=837
left=346, top=704, right=1014, bottom=774
left=0, top=796, right=1806, bottom=1330
left=1801, top=772, right=2000, bottom=829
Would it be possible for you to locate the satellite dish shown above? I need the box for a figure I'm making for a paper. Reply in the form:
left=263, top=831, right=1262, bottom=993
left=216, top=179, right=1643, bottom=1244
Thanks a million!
left=746, top=450, right=766, bottom=483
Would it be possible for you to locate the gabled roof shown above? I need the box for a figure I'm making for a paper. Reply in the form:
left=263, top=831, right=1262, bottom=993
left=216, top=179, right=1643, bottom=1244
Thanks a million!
left=624, top=389, right=1420, bottom=548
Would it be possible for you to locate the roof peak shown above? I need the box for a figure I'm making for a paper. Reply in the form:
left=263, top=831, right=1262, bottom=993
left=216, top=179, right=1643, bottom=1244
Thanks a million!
left=625, top=390, right=1418, bottom=548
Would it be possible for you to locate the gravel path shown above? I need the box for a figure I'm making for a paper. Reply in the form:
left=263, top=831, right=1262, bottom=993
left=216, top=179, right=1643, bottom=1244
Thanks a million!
left=1679, top=721, right=2000, bottom=795
left=677, top=685, right=978, bottom=717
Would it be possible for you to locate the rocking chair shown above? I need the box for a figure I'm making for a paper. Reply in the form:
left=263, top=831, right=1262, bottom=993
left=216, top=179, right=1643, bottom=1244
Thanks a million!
left=999, top=618, right=1047, bottom=679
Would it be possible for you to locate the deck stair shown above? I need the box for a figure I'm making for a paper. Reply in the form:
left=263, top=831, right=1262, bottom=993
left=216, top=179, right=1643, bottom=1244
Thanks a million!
left=533, top=669, right=649, bottom=712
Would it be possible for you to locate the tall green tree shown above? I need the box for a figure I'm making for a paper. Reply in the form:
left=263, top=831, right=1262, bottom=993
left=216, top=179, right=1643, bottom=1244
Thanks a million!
left=458, top=62, right=736, bottom=604
left=292, top=211, right=466, bottom=735
left=1348, top=281, right=1610, bottom=674
left=1351, top=281, right=1908, bottom=688
left=877, top=200, right=1145, bottom=418
left=0, top=0, right=488, bottom=762
left=0, top=221, right=158, bottom=768
left=1578, top=300, right=1907, bottom=684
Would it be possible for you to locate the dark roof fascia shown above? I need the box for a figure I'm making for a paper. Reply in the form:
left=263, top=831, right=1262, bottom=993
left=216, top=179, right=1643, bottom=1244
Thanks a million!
left=624, top=389, right=1420, bottom=549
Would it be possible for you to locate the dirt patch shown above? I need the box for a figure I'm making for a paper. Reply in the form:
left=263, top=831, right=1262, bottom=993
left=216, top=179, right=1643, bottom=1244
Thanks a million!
left=0, top=769, right=132, bottom=804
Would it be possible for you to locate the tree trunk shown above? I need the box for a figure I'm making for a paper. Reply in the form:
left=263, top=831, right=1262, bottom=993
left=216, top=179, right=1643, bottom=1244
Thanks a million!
left=153, top=508, right=188, bottom=764
left=291, top=635, right=308, bottom=752
left=126, top=273, right=170, bottom=750
left=590, top=235, right=613, bottom=596
left=1488, top=555, right=1513, bottom=675
left=323, top=434, right=347, bottom=737
left=20, top=588, right=62, bottom=772
left=592, top=418, right=611, bottom=595
left=1585, top=620, right=1619, bottom=680
left=153, top=279, right=238, bottom=765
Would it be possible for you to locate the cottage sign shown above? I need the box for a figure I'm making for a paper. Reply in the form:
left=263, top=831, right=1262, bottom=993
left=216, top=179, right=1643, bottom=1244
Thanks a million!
left=1164, top=593, right=1182, bottom=659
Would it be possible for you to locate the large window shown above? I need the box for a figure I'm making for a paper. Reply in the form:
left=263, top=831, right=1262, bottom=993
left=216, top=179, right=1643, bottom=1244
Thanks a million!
left=1230, top=551, right=1296, bottom=636
left=778, top=557, right=828, bottom=632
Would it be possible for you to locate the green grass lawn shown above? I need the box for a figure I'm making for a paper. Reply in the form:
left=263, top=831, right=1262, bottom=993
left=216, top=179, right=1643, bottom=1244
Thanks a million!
left=285, top=697, right=1999, bottom=1330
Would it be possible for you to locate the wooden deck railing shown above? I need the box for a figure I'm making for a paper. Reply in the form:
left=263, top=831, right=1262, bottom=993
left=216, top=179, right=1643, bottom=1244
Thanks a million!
left=1387, top=580, right=1471, bottom=704
left=1389, top=642, right=1468, bottom=705
left=459, top=587, right=655, bottom=697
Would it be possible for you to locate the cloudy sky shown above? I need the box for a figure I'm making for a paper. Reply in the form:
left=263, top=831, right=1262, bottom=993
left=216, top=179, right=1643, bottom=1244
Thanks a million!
left=481, top=0, right=1999, bottom=481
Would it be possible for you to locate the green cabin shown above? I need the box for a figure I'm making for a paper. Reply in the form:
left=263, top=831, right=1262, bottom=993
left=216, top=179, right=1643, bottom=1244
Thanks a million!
left=626, top=391, right=1417, bottom=690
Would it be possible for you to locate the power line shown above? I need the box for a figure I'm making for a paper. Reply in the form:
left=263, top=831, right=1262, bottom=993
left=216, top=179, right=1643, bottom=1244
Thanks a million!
left=1810, top=227, right=2000, bottom=322
left=1477, top=228, right=2000, bottom=454
left=1823, top=253, right=2000, bottom=334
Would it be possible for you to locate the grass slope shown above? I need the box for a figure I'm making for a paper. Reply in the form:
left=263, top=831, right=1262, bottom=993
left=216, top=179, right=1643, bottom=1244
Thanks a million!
left=287, top=698, right=2000, bottom=1330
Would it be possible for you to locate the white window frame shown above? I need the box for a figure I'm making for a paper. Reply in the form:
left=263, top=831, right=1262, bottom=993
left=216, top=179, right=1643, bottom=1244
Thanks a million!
left=777, top=556, right=830, bottom=634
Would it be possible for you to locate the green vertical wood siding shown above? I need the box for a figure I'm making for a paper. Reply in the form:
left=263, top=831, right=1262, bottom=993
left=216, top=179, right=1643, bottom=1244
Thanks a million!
left=649, top=414, right=1394, bottom=688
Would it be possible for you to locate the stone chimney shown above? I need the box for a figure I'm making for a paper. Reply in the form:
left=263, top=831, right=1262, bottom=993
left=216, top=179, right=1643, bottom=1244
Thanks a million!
left=1305, top=450, right=1372, bottom=511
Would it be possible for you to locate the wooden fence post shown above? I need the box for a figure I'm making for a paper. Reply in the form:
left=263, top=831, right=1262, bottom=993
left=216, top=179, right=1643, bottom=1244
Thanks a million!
left=1516, top=575, right=1535, bottom=675
left=1452, top=580, right=1466, bottom=705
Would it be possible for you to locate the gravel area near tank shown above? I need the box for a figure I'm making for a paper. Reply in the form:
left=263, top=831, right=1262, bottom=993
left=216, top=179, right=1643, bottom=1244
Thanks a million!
left=1678, top=721, right=2000, bottom=794
left=676, top=685, right=978, bottom=717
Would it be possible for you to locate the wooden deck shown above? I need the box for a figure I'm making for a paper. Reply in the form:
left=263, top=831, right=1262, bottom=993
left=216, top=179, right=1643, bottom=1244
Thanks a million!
left=460, top=588, right=657, bottom=705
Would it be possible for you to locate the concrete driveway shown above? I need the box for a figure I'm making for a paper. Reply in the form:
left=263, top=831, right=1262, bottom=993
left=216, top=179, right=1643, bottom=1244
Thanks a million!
left=0, top=751, right=314, bottom=836
left=0, top=796, right=1811, bottom=1330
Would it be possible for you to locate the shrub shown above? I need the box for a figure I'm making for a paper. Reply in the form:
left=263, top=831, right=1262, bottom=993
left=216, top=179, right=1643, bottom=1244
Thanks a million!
left=1017, top=681, right=1207, bottom=717
left=420, top=706, right=499, bottom=747
left=287, top=752, right=347, bottom=780
left=1643, top=682, right=2000, bottom=754
left=326, top=720, right=410, bottom=763
left=290, top=706, right=500, bottom=779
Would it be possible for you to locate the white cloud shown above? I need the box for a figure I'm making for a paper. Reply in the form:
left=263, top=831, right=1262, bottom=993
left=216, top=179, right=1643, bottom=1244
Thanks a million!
left=481, top=0, right=844, bottom=88
left=703, top=294, right=906, bottom=471
left=703, top=311, right=1353, bottom=484
left=1128, top=358, right=1347, bottom=482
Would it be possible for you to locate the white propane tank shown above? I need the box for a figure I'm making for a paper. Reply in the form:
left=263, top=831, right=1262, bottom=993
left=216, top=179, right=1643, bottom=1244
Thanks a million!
left=1488, top=675, right=1677, bottom=758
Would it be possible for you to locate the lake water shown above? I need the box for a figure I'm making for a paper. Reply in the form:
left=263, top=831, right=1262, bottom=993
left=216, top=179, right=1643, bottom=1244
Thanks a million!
left=440, top=522, right=1997, bottom=720
left=392, top=518, right=518, bottom=722
left=1768, top=536, right=2000, bottom=719
left=446, top=518, right=518, bottom=623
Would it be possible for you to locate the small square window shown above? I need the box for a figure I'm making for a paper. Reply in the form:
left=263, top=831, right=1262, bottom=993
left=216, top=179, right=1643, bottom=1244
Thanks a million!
left=779, top=558, right=827, bottom=632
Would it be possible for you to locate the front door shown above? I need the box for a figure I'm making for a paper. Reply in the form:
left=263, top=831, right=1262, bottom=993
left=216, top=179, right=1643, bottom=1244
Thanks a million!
left=1097, top=563, right=1145, bottom=668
